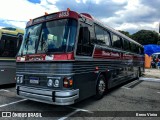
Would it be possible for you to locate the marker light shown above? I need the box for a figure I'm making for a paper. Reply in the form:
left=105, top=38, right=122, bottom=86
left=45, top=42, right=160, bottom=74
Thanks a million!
left=67, top=8, right=71, bottom=12
left=63, top=77, right=73, bottom=88
left=45, top=12, right=48, bottom=15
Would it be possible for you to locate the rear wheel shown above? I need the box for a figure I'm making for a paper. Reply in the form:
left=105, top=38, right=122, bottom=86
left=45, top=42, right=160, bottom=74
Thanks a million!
left=95, top=75, right=106, bottom=99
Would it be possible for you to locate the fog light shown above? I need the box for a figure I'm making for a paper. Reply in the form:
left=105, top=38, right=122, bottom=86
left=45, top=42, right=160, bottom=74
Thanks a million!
left=47, top=79, right=53, bottom=87
left=53, top=79, right=59, bottom=87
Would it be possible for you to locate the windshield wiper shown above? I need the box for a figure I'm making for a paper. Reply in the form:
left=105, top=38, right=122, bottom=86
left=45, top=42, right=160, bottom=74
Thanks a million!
left=40, top=34, right=50, bottom=55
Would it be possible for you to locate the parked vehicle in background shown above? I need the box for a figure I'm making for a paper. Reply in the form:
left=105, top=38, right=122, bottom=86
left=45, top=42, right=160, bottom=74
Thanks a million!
left=0, top=27, right=24, bottom=40
left=151, top=53, right=160, bottom=68
left=16, top=9, right=144, bottom=105
left=0, top=27, right=24, bottom=85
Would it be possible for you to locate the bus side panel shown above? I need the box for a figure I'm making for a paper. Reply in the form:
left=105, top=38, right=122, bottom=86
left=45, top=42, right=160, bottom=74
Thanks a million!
left=73, top=60, right=125, bottom=101
left=0, top=61, right=16, bottom=85
left=73, top=61, right=98, bottom=101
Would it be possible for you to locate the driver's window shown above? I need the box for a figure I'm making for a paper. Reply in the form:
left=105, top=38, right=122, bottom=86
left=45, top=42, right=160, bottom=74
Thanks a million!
left=76, top=23, right=93, bottom=56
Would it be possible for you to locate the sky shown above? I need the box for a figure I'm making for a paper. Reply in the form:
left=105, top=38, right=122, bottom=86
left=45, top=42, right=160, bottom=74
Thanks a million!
left=0, top=0, right=159, bottom=34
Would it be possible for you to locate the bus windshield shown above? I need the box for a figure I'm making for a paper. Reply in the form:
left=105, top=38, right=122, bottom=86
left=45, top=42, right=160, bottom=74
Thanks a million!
left=18, top=19, right=77, bottom=55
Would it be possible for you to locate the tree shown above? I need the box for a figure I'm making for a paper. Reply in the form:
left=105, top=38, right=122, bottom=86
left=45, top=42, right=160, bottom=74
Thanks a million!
left=118, top=30, right=131, bottom=38
left=131, top=30, right=159, bottom=45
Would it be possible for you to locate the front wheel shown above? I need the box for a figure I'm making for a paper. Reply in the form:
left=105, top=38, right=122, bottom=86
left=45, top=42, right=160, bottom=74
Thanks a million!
left=95, top=75, right=106, bottom=100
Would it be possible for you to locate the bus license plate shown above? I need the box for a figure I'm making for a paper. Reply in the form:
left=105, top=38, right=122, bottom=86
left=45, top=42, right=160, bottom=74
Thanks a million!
left=29, top=77, right=39, bottom=84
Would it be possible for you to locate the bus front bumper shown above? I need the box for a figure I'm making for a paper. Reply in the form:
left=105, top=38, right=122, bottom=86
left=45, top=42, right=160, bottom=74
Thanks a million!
left=16, top=86, right=79, bottom=105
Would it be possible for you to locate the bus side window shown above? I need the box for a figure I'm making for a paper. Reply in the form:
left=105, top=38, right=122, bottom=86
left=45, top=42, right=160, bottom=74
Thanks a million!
left=112, top=34, right=122, bottom=49
left=76, top=26, right=93, bottom=56
left=123, top=39, right=130, bottom=51
left=104, top=31, right=111, bottom=46
left=0, top=39, right=17, bottom=57
left=95, top=26, right=105, bottom=45
left=140, top=47, right=144, bottom=55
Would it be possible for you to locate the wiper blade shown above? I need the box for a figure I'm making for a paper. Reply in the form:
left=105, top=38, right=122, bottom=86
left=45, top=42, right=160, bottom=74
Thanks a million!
left=40, top=34, right=49, bottom=55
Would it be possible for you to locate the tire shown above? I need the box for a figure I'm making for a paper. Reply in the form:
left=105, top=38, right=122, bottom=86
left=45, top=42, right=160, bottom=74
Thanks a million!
left=95, top=75, right=106, bottom=100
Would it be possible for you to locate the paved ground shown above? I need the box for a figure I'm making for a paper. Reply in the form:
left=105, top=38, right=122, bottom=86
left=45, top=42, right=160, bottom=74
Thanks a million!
left=0, top=69, right=160, bottom=120
left=144, top=68, right=160, bottom=78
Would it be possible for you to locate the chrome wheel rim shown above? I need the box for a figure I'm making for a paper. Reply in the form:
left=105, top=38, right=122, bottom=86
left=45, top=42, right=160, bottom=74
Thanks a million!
left=98, top=79, right=105, bottom=94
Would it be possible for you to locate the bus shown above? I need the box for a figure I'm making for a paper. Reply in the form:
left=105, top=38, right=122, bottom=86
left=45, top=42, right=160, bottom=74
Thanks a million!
left=0, top=27, right=23, bottom=85
left=16, top=9, right=144, bottom=105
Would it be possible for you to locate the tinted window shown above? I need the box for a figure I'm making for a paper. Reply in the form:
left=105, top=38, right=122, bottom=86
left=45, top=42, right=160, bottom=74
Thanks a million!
left=95, top=26, right=105, bottom=44
left=140, top=47, right=144, bottom=55
left=19, top=19, right=77, bottom=55
left=95, top=25, right=111, bottom=46
left=123, top=39, right=130, bottom=51
left=76, top=23, right=94, bottom=56
left=135, top=45, right=139, bottom=54
left=2, top=27, right=16, bottom=31
left=38, top=19, right=77, bottom=53
left=0, top=39, right=18, bottom=57
left=104, top=31, right=111, bottom=46
left=130, top=42, right=136, bottom=53
left=112, top=34, right=122, bottom=49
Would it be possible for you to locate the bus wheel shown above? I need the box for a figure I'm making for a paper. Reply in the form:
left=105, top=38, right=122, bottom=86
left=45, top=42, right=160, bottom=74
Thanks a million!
left=95, top=75, right=106, bottom=100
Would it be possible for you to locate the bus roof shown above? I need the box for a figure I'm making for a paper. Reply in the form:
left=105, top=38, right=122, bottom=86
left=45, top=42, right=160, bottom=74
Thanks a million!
left=26, top=9, right=142, bottom=47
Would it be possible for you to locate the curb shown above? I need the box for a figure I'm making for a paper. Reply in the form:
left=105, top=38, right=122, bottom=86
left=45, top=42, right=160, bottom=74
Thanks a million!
left=139, top=77, right=160, bottom=82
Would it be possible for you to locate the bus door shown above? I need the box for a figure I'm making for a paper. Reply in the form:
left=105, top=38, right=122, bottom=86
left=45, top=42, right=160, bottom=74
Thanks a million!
left=75, top=23, right=95, bottom=98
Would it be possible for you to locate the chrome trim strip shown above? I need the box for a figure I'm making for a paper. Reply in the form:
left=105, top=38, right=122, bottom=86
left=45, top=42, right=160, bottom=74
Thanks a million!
left=17, top=86, right=79, bottom=105
left=17, top=95, right=74, bottom=105
left=55, top=95, right=79, bottom=103
left=47, top=77, right=61, bottom=79
left=55, top=89, right=79, bottom=97
left=16, top=72, right=74, bottom=75
left=19, top=87, right=52, bottom=96
left=19, top=91, right=53, bottom=101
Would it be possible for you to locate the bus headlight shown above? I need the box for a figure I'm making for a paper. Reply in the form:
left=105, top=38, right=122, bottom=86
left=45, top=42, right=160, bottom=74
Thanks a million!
left=53, top=79, right=60, bottom=87
left=16, top=76, right=20, bottom=83
left=47, top=79, right=53, bottom=87
left=16, top=76, right=23, bottom=84
left=19, top=76, right=23, bottom=83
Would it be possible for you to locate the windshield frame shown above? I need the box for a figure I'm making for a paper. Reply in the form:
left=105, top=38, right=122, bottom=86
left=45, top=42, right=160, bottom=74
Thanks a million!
left=18, top=18, right=78, bottom=56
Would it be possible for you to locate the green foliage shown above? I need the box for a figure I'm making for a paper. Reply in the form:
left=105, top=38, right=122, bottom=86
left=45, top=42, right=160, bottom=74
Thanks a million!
left=131, top=30, right=159, bottom=45
left=118, top=30, right=131, bottom=38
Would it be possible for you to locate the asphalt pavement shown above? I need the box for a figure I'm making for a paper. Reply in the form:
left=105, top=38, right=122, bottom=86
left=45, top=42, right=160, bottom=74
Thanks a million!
left=0, top=77, right=160, bottom=120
